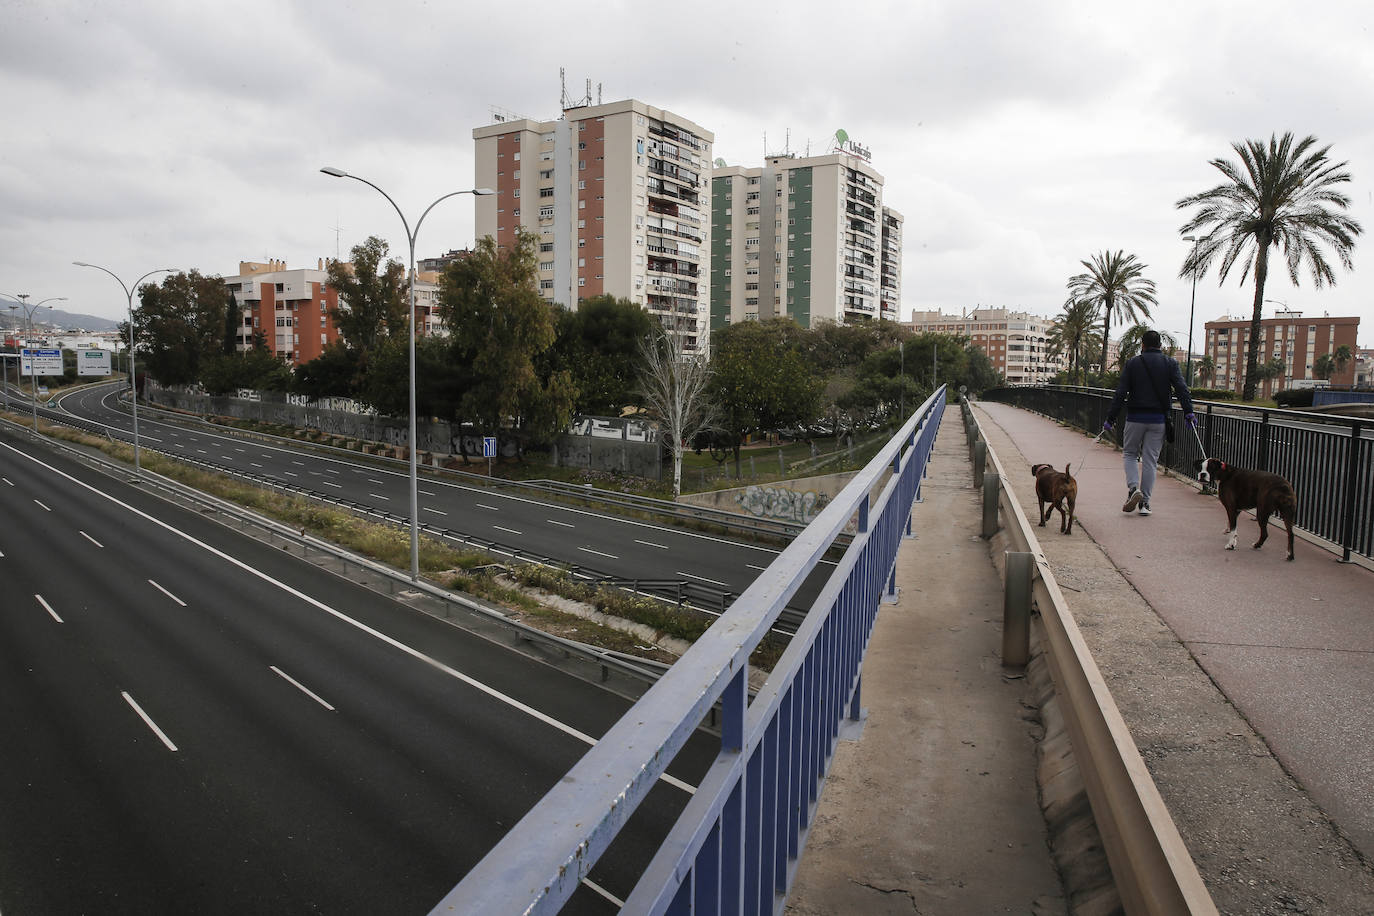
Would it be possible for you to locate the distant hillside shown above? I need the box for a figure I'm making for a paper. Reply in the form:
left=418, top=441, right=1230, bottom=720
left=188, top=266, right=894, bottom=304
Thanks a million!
left=42, top=309, right=120, bottom=332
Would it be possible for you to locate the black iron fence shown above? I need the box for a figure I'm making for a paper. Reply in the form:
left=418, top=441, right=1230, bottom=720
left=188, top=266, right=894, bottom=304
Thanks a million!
left=983, top=386, right=1373, bottom=562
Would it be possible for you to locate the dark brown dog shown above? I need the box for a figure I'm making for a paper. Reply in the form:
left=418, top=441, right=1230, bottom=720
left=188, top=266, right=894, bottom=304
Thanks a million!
left=1031, top=463, right=1077, bottom=534
left=1195, top=457, right=1297, bottom=561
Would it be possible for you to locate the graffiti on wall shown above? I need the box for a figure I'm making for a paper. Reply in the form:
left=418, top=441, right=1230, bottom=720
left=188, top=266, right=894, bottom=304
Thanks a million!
left=733, top=486, right=831, bottom=525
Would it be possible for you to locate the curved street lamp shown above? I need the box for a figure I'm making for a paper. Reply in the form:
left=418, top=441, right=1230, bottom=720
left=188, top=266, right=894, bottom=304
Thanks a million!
left=4, top=294, right=65, bottom=431
left=72, top=263, right=173, bottom=476
left=1182, top=236, right=1200, bottom=386
left=319, top=166, right=493, bottom=581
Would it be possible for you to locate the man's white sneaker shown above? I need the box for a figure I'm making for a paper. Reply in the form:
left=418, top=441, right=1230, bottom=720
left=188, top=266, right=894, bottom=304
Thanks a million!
left=1122, top=487, right=1143, bottom=512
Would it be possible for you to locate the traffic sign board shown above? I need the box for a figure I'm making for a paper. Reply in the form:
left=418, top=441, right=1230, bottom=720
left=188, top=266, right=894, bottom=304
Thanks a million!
left=21, top=348, right=63, bottom=377
left=482, top=436, right=497, bottom=458
left=77, top=349, right=112, bottom=376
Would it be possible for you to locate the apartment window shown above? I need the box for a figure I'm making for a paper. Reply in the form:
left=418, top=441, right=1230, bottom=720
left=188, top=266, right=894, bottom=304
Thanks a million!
left=513, top=209, right=519, bottom=217
left=540, top=261, right=554, bottom=271
left=578, top=238, right=586, bottom=248
left=579, top=160, right=586, bottom=170
left=579, top=199, right=586, bottom=209
left=540, top=279, right=554, bottom=290
left=513, top=188, right=520, bottom=198
left=320, top=315, right=326, bottom=327
left=540, top=242, right=553, bottom=252
left=579, top=180, right=587, bottom=189
left=578, top=258, right=586, bottom=267
left=578, top=219, right=585, bottom=228
left=321, top=333, right=327, bottom=345
left=540, top=169, right=553, bottom=180
left=513, top=152, right=520, bottom=160
left=539, top=206, right=554, bottom=219
left=578, top=278, right=586, bottom=287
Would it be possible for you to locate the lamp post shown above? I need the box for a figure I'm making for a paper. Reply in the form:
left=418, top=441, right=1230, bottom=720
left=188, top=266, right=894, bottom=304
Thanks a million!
left=1183, top=235, right=1199, bottom=386
left=319, top=167, right=494, bottom=581
left=72, top=263, right=173, bottom=476
left=5, top=295, right=65, bottom=431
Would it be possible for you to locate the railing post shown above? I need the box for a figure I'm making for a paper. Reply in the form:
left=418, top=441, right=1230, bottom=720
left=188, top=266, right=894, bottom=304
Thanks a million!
left=1258, top=410, right=1271, bottom=471
left=973, top=438, right=987, bottom=487
left=1003, top=551, right=1033, bottom=667
left=1340, top=420, right=1363, bottom=562
left=982, top=471, right=1000, bottom=539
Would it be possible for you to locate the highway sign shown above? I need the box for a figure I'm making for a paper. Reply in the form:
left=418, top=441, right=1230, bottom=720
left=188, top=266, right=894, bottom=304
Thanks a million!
left=21, top=348, right=63, bottom=377
left=482, top=436, right=497, bottom=458
left=77, top=349, right=112, bottom=376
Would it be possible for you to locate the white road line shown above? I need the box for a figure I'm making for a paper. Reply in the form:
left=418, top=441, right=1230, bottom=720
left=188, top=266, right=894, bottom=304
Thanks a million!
left=121, top=692, right=178, bottom=751
left=221, top=455, right=233, bottom=461
left=2, top=477, right=12, bottom=485
left=234, top=448, right=245, bottom=453
left=635, top=539, right=669, bottom=550
left=148, top=580, right=187, bottom=607
left=4, top=441, right=696, bottom=797
left=678, top=571, right=728, bottom=587
left=80, top=530, right=104, bottom=548
left=746, top=563, right=767, bottom=572
left=367, top=478, right=383, bottom=485
left=322, top=481, right=342, bottom=488
left=35, top=594, right=63, bottom=623
left=33, top=499, right=51, bottom=511
left=260, top=455, right=273, bottom=460
left=250, top=462, right=264, bottom=468
left=196, top=449, right=207, bottom=454
left=581, top=878, right=625, bottom=908
left=422, top=507, right=448, bottom=516
left=476, top=503, right=499, bottom=511
left=369, top=493, right=390, bottom=501
left=548, top=519, right=575, bottom=528
left=270, top=666, right=335, bottom=711
left=325, top=468, right=340, bottom=475
left=579, top=546, right=619, bottom=560
left=419, top=489, right=437, bottom=496
left=493, top=525, right=522, bottom=536
left=285, top=472, right=298, bottom=477
left=291, top=460, right=305, bottom=466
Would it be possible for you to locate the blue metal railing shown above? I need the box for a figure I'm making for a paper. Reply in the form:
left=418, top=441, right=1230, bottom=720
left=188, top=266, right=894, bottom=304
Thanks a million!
left=431, top=387, right=946, bottom=915
left=983, top=385, right=1372, bottom=562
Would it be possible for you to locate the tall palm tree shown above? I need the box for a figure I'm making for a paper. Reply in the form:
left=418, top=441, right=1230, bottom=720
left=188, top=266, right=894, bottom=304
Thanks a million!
left=1066, top=250, right=1157, bottom=379
left=1045, top=297, right=1100, bottom=383
left=1176, top=133, right=1362, bottom=401
left=1196, top=353, right=1216, bottom=385
left=1116, top=324, right=1178, bottom=368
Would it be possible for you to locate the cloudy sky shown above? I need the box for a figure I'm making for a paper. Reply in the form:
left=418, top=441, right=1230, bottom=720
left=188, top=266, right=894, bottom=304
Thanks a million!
left=4, top=0, right=1373, bottom=349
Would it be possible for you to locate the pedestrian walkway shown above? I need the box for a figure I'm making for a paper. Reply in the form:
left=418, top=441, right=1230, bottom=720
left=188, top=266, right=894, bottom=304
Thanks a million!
left=788, top=409, right=1066, bottom=914
left=975, top=400, right=1374, bottom=915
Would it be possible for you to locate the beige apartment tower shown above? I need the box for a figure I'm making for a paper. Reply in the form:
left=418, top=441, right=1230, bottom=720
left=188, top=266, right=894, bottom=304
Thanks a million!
left=473, top=99, right=714, bottom=352
left=711, top=151, right=900, bottom=329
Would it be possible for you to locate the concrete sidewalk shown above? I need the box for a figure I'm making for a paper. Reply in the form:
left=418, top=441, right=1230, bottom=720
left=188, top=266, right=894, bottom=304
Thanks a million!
left=975, top=400, right=1374, bottom=915
left=788, top=409, right=1066, bottom=914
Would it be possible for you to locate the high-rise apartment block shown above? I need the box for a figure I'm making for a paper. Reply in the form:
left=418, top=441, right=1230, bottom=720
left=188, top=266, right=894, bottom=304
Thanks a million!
left=473, top=99, right=714, bottom=352
left=1203, top=310, right=1359, bottom=396
left=711, top=151, right=900, bottom=329
left=904, top=307, right=1062, bottom=384
left=225, top=259, right=340, bottom=366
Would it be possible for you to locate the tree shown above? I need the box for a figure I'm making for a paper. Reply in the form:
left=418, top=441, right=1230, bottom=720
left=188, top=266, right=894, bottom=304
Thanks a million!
left=133, top=270, right=233, bottom=386
left=1177, top=133, right=1362, bottom=401
left=708, top=318, right=823, bottom=477
left=293, top=340, right=363, bottom=400
left=200, top=345, right=292, bottom=395
left=1333, top=344, right=1354, bottom=378
left=1045, top=298, right=1100, bottom=384
left=636, top=319, right=715, bottom=498
left=1066, top=251, right=1157, bottom=379
left=1196, top=353, right=1216, bottom=386
left=1313, top=353, right=1337, bottom=381
left=438, top=230, right=572, bottom=454
left=327, top=236, right=408, bottom=361
left=1116, top=324, right=1178, bottom=368
left=549, top=294, right=655, bottom=416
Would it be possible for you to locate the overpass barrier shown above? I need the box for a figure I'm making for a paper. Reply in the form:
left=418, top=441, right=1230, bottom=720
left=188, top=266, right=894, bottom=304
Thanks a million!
left=983, top=385, right=1373, bottom=562
left=431, top=388, right=947, bottom=915
left=961, top=397, right=1218, bottom=915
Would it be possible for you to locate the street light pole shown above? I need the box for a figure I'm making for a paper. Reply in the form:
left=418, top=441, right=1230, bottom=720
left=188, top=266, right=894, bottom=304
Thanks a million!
left=5, top=295, right=65, bottom=432
left=320, top=167, right=493, bottom=581
left=72, top=263, right=173, bottom=476
left=1183, top=235, right=1199, bottom=386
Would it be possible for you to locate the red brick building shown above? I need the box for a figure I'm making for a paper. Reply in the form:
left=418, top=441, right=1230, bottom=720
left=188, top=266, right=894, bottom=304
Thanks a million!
left=226, top=259, right=341, bottom=366
left=1203, top=310, right=1360, bottom=397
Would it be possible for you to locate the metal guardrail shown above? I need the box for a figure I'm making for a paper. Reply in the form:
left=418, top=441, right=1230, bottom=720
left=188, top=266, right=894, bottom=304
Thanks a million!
left=983, top=385, right=1373, bottom=562
left=431, top=387, right=947, bottom=915
left=960, top=396, right=1218, bottom=915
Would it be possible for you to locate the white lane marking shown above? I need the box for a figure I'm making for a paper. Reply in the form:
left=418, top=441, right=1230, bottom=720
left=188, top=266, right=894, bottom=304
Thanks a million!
left=196, top=449, right=207, bottom=454
left=309, top=471, right=322, bottom=476
left=422, top=507, right=448, bottom=516
left=579, top=546, right=619, bottom=560
left=476, top=503, right=499, bottom=511
left=80, top=530, right=104, bottom=548
left=0, top=549, right=5, bottom=557
left=173, top=443, right=185, bottom=448
left=221, top=455, right=233, bottom=461
left=547, top=519, right=575, bottom=528
left=36, top=594, right=63, bottom=623
left=260, top=454, right=273, bottom=460
left=291, top=460, right=305, bottom=466
left=121, top=692, right=178, bottom=751
left=419, top=489, right=437, bottom=497
left=2, top=477, right=12, bottom=486
left=33, top=499, right=51, bottom=512
left=493, top=525, right=522, bottom=536
left=635, top=539, right=669, bottom=550
left=1, top=440, right=697, bottom=797
left=369, top=493, right=390, bottom=501
left=581, top=878, right=625, bottom=908
left=367, top=479, right=383, bottom=485
left=322, top=481, right=342, bottom=488
left=250, top=462, right=264, bottom=468
left=747, top=563, right=767, bottom=571
left=149, top=580, right=187, bottom=607
left=285, top=472, right=298, bottom=478
left=234, top=448, right=245, bottom=453
left=678, top=571, right=728, bottom=587
left=324, top=468, right=340, bottom=475
left=270, top=665, right=335, bottom=711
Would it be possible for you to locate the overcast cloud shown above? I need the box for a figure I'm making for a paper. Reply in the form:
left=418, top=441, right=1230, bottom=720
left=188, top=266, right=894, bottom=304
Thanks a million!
left=4, top=0, right=1373, bottom=349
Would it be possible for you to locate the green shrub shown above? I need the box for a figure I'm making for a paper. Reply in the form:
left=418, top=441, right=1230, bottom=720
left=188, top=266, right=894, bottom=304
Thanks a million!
left=1191, top=388, right=1237, bottom=401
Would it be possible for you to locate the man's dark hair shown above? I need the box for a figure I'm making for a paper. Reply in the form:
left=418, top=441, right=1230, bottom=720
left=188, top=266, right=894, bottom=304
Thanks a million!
left=1142, top=329, right=1162, bottom=349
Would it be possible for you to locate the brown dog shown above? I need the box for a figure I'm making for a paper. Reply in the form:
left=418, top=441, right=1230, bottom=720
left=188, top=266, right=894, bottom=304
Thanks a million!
left=1195, top=457, right=1297, bottom=561
left=1031, top=463, right=1077, bottom=534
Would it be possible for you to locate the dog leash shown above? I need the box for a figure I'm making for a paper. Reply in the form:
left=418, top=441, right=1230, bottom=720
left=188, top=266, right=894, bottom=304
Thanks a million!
left=1072, top=428, right=1107, bottom=473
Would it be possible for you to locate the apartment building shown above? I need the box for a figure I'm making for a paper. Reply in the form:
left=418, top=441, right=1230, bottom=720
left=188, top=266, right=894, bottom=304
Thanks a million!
left=710, top=151, right=899, bottom=329
left=473, top=99, right=714, bottom=352
left=903, top=307, right=1063, bottom=384
left=1203, top=310, right=1360, bottom=396
left=225, top=259, right=340, bottom=365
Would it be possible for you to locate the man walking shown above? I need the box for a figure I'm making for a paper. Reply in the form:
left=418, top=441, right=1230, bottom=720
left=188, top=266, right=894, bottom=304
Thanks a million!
left=1102, top=329, right=1195, bottom=516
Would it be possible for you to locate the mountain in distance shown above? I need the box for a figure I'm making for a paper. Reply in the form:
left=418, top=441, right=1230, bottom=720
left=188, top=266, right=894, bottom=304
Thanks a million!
left=5, top=308, right=121, bottom=332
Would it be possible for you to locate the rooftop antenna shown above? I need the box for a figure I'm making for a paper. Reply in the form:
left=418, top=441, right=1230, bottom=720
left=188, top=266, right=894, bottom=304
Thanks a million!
left=560, top=68, right=594, bottom=110
left=331, top=217, right=343, bottom=261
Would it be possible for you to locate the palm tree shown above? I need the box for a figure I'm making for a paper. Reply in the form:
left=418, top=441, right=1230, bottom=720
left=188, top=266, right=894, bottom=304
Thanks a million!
left=1066, top=250, right=1157, bottom=380
left=1116, top=324, right=1178, bottom=368
left=1334, top=344, right=1354, bottom=379
left=1176, top=133, right=1362, bottom=401
left=1045, top=297, right=1100, bottom=383
left=1196, top=353, right=1216, bottom=386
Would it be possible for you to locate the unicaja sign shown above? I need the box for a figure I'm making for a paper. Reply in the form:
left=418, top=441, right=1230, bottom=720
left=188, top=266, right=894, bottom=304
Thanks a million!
left=833, top=128, right=872, bottom=162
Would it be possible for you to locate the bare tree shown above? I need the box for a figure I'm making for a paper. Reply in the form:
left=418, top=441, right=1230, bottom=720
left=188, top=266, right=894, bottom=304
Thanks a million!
left=636, top=320, right=715, bottom=499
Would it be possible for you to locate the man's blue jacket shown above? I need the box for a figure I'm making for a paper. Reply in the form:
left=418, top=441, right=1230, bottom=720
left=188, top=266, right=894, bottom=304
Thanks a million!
left=1106, top=348, right=1194, bottom=425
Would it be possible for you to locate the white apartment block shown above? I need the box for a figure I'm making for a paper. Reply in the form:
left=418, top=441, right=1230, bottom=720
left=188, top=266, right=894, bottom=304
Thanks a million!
left=904, top=307, right=1063, bottom=384
left=473, top=99, right=713, bottom=353
left=224, top=259, right=340, bottom=366
left=710, top=151, right=900, bottom=329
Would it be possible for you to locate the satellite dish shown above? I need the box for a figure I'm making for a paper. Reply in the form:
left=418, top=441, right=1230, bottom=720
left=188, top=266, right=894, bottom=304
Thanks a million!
left=714, top=157, right=726, bottom=168
left=834, top=128, right=849, bottom=146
